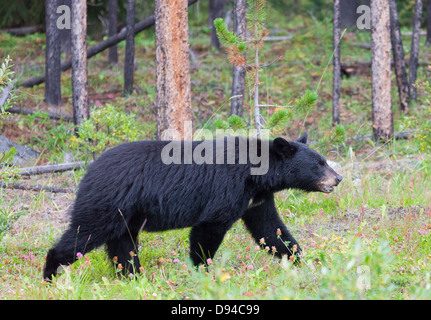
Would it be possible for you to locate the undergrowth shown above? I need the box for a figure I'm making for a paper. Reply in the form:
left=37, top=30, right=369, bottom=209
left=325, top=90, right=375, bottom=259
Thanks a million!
left=1, top=1, right=431, bottom=300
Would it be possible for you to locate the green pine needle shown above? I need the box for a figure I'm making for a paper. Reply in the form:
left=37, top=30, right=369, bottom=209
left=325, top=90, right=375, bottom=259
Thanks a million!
left=228, top=115, right=247, bottom=131
left=267, top=109, right=292, bottom=133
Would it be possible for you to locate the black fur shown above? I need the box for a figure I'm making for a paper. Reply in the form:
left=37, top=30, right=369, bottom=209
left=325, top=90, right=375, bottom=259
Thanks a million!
left=43, top=134, right=341, bottom=280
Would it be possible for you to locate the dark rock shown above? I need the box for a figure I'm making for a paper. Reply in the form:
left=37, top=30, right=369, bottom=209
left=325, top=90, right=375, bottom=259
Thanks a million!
left=0, top=135, right=39, bottom=166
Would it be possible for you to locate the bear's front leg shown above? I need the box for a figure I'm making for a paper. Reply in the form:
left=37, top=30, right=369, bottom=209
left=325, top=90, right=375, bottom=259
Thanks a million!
left=106, top=232, right=141, bottom=276
left=189, top=221, right=233, bottom=266
left=242, top=193, right=301, bottom=262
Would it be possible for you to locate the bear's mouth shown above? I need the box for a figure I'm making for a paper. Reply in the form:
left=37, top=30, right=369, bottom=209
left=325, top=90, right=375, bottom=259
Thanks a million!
left=318, top=184, right=335, bottom=193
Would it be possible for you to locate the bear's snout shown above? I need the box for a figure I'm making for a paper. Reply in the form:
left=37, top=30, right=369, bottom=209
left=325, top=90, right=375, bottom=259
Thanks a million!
left=316, top=167, right=343, bottom=193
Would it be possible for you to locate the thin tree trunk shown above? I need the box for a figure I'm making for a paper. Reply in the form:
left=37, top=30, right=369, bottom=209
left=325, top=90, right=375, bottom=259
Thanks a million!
left=71, top=0, right=89, bottom=127
left=59, top=0, right=72, bottom=54
left=230, top=0, right=246, bottom=117
left=124, top=0, right=135, bottom=96
left=18, top=0, right=199, bottom=89
left=389, top=0, right=410, bottom=114
left=371, top=0, right=393, bottom=142
left=332, top=0, right=341, bottom=126
left=108, top=0, right=118, bottom=64
left=209, top=0, right=225, bottom=51
left=254, top=37, right=262, bottom=138
left=45, top=0, right=62, bottom=106
left=427, top=0, right=431, bottom=45
left=409, top=0, right=423, bottom=102
left=155, top=0, right=192, bottom=140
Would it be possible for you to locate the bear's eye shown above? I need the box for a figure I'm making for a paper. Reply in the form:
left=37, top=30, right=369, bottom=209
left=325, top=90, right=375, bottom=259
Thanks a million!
left=317, top=160, right=325, bottom=166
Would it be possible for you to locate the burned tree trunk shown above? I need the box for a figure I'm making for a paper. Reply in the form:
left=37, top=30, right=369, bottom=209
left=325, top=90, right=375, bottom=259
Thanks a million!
left=409, top=0, right=423, bottom=102
left=332, top=0, right=341, bottom=125
left=155, top=0, right=192, bottom=140
left=19, top=0, right=199, bottom=89
left=71, top=0, right=89, bottom=127
left=108, top=0, right=118, bottom=64
left=389, top=0, right=410, bottom=114
left=123, top=0, right=135, bottom=96
left=371, top=0, right=393, bottom=142
left=44, top=0, right=62, bottom=106
left=230, top=0, right=246, bottom=117
left=59, top=0, right=72, bottom=55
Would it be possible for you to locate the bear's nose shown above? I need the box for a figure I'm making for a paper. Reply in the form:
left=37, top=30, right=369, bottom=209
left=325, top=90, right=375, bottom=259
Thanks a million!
left=335, top=175, right=343, bottom=185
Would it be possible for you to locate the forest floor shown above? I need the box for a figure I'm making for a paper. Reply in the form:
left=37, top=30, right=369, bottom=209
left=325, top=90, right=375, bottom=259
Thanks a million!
left=1, top=5, right=431, bottom=299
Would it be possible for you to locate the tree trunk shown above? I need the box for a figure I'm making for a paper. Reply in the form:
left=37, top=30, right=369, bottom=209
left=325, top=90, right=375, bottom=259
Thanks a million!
left=389, top=0, right=410, bottom=114
left=108, top=0, right=118, bottom=64
left=19, top=0, right=199, bottom=89
left=371, top=0, right=393, bottom=142
left=71, top=0, right=89, bottom=127
left=44, top=0, right=62, bottom=106
left=155, top=0, right=192, bottom=140
left=409, top=0, right=423, bottom=102
left=59, top=0, right=72, bottom=55
left=332, top=0, right=341, bottom=126
left=124, top=0, right=135, bottom=96
left=209, top=0, right=225, bottom=51
left=427, top=0, right=431, bottom=45
left=230, top=0, right=246, bottom=117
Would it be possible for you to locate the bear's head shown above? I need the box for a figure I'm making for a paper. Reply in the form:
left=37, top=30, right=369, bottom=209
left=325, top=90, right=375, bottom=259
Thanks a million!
left=272, top=132, right=343, bottom=193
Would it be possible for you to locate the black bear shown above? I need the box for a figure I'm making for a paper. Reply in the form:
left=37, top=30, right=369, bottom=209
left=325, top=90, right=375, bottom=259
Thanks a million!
left=43, top=133, right=342, bottom=280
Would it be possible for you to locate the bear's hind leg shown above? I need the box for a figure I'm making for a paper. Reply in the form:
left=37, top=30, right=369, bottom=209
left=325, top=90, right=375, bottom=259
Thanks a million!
left=106, top=232, right=141, bottom=276
left=189, top=222, right=232, bottom=266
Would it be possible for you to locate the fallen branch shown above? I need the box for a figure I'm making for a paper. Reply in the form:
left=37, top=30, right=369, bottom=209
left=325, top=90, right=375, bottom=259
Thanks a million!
left=5, top=106, right=73, bottom=121
left=16, top=161, right=88, bottom=176
left=341, top=59, right=428, bottom=77
left=263, top=35, right=293, bottom=41
left=350, top=129, right=416, bottom=142
left=19, top=0, right=199, bottom=88
left=349, top=42, right=372, bottom=49
left=0, top=181, right=74, bottom=193
left=258, top=104, right=294, bottom=108
left=2, top=26, right=41, bottom=36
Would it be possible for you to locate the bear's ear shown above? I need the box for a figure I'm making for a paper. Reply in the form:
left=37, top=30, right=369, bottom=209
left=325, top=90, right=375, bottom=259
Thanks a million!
left=297, top=131, right=308, bottom=144
left=273, top=137, right=297, bottom=158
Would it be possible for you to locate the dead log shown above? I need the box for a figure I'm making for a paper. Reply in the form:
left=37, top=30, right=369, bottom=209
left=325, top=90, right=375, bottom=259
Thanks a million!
left=350, top=129, right=416, bottom=142
left=19, top=0, right=199, bottom=88
left=16, top=161, right=88, bottom=176
left=2, top=26, right=41, bottom=36
left=262, top=35, right=293, bottom=41
left=350, top=42, right=372, bottom=49
left=0, top=181, right=74, bottom=193
left=341, top=59, right=428, bottom=77
left=5, top=106, right=73, bottom=121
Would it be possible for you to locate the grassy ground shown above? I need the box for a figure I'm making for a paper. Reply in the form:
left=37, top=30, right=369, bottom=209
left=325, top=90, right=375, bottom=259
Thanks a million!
left=1, top=4, right=431, bottom=299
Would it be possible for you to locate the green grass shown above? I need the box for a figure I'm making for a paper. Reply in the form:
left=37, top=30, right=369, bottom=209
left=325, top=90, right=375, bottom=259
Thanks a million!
left=0, top=157, right=430, bottom=299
